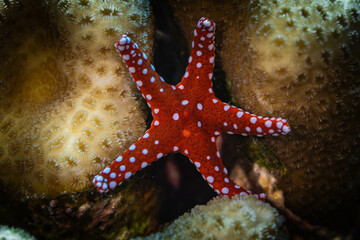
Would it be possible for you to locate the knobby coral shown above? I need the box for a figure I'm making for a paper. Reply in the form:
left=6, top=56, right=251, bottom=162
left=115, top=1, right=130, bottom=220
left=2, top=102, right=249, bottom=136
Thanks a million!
left=225, top=0, right=360, bottom=225
left=0, top=0, right=152, bottom=197
left=133, top=195, right=286, bottom=240
left=168, top=0, right=360, bottom=227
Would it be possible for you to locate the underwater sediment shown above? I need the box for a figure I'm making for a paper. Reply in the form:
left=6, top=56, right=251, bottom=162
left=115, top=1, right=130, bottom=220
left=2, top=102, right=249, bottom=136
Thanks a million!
left=168, top=0, right=360, bottom=229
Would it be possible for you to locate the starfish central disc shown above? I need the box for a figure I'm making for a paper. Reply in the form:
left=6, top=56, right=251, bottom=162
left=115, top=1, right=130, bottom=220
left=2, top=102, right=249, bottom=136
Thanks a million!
left=93, top=17, right=290, bottom=200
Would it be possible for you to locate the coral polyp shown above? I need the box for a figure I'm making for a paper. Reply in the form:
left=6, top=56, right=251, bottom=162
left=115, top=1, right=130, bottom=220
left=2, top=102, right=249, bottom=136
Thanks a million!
left=0, top=0, right=153, bottom=197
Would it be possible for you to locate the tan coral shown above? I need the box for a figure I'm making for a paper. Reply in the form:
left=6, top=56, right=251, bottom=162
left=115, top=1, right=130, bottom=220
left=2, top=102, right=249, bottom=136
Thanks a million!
left=134, top=195, right=286, bottom=240
left=0, top=0, right=153, bottom=197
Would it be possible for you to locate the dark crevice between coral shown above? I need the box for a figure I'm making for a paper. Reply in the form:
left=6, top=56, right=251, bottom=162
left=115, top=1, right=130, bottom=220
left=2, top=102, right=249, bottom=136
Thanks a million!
left=150, top=0, right=188, bottom=85
left=0, top=188, right=30, bottom=233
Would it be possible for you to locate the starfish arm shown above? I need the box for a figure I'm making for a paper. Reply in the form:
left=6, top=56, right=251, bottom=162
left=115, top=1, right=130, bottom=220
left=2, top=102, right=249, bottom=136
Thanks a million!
left=205, top=98, right=291, bottom=136
left=114, top=35, right=171, bottom=107
left=179, top=131, right=264, bottom=200
left=179, top=17, right=215, bottom=92
left=93, top=124, right=175, bottom=192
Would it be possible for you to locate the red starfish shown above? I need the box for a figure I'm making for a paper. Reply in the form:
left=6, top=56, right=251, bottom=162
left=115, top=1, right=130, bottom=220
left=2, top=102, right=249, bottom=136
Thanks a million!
left=93, top=17, right=290, bottom=200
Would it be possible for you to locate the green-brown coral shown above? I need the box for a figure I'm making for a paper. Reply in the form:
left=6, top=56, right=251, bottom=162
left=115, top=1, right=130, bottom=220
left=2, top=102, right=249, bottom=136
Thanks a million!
left=0, top=0, right=153, bottom=197
left=226, top=0, right=360, bottom=226
left=168, top=0, right=360, bottom=227
left=134, top=195, right=286, bottom=240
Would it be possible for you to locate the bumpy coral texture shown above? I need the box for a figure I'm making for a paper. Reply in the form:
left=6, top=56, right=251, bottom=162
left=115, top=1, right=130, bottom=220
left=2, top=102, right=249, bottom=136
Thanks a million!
left=226, top=0, right=360, bottom=224
left=0, top=0, right=152, bottom=197
left=134, top=195, right=285, bottom=240
left=168, top=0, right=360, bottom=226
left=0, top=225, right=36, bottom=240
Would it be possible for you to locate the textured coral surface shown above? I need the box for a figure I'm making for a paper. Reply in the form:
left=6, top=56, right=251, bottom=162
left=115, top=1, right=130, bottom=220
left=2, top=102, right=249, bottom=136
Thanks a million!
left=168, top=0, right=360, bottom=228
left=227, top=0, right=360, bottom=227
left=134, top=195, right=286, bottom=240
left=0, top=225, right=36, bottom=240
left=0, top=0, right=153, bottom=197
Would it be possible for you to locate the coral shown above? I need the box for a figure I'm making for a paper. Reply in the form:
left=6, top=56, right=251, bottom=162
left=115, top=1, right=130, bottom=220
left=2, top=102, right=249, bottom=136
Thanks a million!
left=0, top=0, right=153, bottom=197
left=134, top=195, right=286, bottom=240
left=0, top=225, right=36, bottom=240
left=168, top=0, right=360, bottom=227
left=225, top=0, right=360, bottom=226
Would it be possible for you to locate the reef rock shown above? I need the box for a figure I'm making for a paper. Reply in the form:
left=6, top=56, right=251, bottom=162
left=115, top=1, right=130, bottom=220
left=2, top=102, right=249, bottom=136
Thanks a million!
left=134, top=195, right=286, bottom=240
left=0, top=0, right=152, bottom=197
left=168, top=0, right=360, bottom=228
left=26, top=172, right=160, bottom=240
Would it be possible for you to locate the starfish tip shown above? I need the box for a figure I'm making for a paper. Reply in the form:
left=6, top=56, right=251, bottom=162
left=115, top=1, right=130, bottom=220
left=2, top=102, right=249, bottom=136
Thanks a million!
left=282, top=124, right=291, bottom=135
left=198, top=17, right=215, bottom=31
